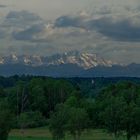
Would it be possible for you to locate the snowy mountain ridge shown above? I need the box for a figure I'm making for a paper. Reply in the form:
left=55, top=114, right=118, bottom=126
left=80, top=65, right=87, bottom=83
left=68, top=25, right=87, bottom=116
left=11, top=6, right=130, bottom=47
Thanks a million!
left=0, top=51, right=116, bottom=69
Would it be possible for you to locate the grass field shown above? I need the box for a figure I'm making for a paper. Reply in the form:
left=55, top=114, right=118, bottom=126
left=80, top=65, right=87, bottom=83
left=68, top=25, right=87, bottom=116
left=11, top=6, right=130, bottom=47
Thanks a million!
left=8, top=128, right=140, bottom=140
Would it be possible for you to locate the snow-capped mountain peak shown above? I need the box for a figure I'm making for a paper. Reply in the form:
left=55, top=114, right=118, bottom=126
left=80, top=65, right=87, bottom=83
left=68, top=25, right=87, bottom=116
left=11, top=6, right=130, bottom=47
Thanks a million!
left=0, top=51, right=115, bottom=69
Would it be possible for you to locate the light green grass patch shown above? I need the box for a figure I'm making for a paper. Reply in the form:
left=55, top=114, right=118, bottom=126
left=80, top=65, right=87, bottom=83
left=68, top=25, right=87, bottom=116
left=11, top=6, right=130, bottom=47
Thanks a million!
left=9, top=128, right=140, bottom=140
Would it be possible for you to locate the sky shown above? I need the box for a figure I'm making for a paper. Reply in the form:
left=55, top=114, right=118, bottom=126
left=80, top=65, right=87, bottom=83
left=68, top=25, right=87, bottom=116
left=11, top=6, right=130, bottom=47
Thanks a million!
left=0, top=0, right=140, bottom=64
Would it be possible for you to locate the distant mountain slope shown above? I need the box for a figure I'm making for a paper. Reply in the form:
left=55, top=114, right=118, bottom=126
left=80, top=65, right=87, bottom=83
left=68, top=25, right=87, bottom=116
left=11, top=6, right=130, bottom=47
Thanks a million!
left=85, top=63, right=140, bottom=77
left=0, top=63, right=139, bottom=77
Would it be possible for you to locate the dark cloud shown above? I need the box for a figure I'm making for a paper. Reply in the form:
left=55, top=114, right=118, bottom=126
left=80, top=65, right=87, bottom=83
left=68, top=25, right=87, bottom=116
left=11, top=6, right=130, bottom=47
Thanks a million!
left=54, top=14, right=140, bottom=42
left=0, top=5, right=7, bottom=8
left=6, top=10, right=41, bottom=21
left=13, top=24, right=46, bottom=41
left=3, top=10, right=43, bottom=28
left=0, top=10, right=52, bottom=53
left=0, top=10, right=46, bottom=42
left=55, top=15, right=85, bottom=28
left=88, top=17, right=140, bottom=41
left=0, top=29, right=6, bottom=38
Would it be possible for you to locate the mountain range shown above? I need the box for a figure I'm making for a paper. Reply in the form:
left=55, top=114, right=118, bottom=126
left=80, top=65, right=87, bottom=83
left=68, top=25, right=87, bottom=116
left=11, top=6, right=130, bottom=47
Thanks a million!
left=0, top=51, right=139, bottom=77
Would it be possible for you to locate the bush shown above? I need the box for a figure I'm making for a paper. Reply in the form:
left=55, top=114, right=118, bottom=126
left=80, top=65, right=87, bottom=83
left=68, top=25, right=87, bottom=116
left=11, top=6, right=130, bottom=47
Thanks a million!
left=17, top=111, right=47, bottom=128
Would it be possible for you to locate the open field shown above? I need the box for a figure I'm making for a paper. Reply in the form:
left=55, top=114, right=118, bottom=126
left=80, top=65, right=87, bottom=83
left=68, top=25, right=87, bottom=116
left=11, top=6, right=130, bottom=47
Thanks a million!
left=10, top=127, right=51, bottom=138
left=9, top=128, right=140, bottom=140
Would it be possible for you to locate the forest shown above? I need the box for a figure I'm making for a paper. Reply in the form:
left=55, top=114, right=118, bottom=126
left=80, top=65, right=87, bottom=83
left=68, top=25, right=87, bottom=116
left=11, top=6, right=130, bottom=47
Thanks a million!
left=0, top=76, right=140, bottom=140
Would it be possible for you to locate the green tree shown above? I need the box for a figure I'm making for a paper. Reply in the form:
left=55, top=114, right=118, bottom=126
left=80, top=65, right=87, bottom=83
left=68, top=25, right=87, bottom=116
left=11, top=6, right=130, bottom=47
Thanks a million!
left=100, top=97, right=126, bottom=139
left=123, top=103, right=140, bottom=140
left=97, top=81, right=140, bottom=140
left=29, top=79, right=47, bottom=115
left=0, top=101, right=13, bottom=140
left=67, top=107, right=89, bottom=140
left=65, top=95, right=80, bottom=108
left=44, top=79, right=74, bottom=114
left=49, top=104, right=69, bottom=140
left=7, top=80, right=29, bottom=115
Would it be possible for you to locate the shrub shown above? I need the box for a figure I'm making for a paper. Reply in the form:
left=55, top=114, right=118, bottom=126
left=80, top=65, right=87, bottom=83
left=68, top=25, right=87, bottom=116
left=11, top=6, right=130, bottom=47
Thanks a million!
left=18, top=111, right=47, bottom=128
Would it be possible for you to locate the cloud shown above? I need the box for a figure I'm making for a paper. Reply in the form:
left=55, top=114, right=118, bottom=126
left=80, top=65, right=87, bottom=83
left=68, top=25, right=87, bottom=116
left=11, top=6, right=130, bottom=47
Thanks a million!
left=0, top=29, right=6, bottom=38
left=54, top=13, right=140, bottom=42
left=0, top=10, right=45, bottom=42
left=10, top=14, right=87, bottom=43
left=6, top=10, right=41, bottom=21
left=55, top=15, right=83, bottom=28
left=0, top=5, right=7, bottom=8
left=13, top=24, right=46, bottom=41
left=87, top=16, right=140, bottom=41
left=3, top=10, right=43, bottom=29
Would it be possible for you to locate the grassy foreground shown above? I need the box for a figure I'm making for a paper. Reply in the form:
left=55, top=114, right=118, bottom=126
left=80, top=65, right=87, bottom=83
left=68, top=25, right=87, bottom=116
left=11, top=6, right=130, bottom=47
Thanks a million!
left=9, top=128, right=140, bottom=140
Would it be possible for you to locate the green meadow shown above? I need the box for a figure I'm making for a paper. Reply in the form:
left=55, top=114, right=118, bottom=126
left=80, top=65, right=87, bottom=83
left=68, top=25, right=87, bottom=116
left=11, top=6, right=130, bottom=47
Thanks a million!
left=9, top=128, right=140, bottom=140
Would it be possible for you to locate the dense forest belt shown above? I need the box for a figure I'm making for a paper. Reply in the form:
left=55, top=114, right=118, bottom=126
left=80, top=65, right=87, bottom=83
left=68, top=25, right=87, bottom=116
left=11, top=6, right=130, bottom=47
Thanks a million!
left=0, top=76, right=139, bottom=140
left=0, top=76, right=140, bottom=96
